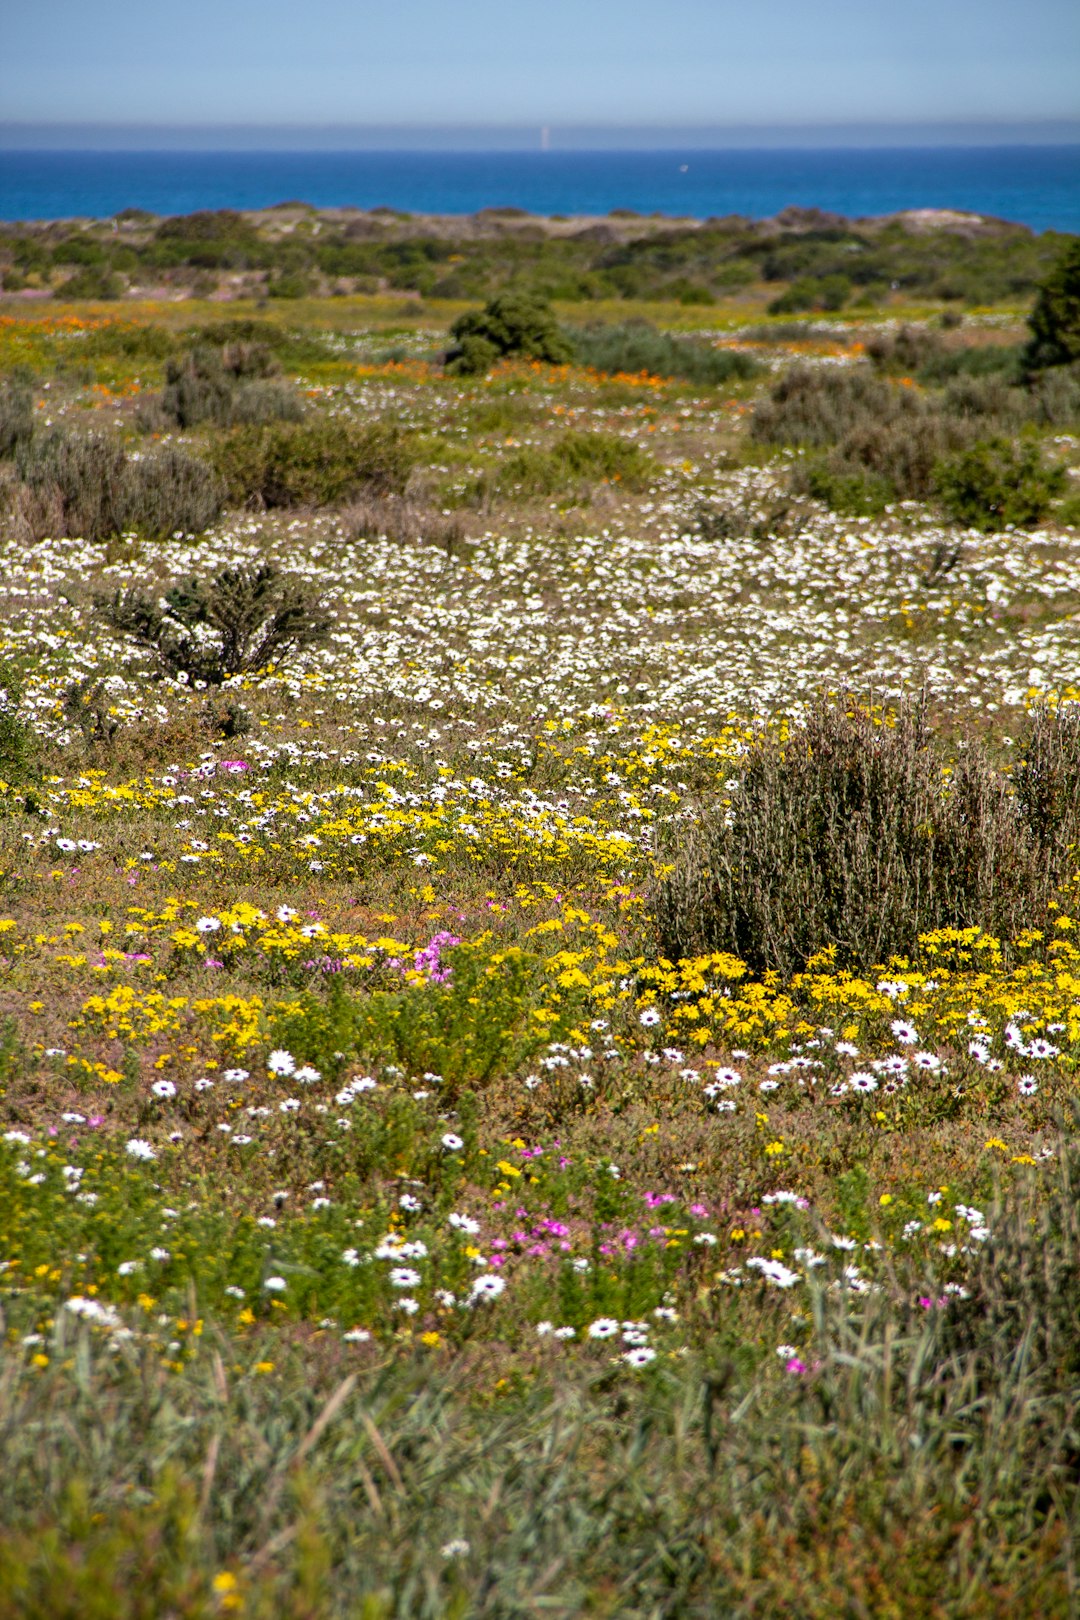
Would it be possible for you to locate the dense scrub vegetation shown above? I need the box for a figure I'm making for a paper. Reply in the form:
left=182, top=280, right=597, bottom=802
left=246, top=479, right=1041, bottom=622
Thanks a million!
left=1, top=201, right=1075, bottom=312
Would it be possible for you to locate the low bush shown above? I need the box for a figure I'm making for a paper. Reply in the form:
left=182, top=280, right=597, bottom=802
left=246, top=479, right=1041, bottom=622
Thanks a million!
left=159, top=342, right=302, bottom=429
left=831, top=412, right=974, bottom=502
left=14, top=429, right=127, bottom=542
left=568, top=320, right=758, bottom=384
left=0, top=373, right=34, bottom=459
left=342, top=493, right=467, bottom=553
left=208, top=419, right=414, bottom=508
left=933, top=436, right=1067, bottom=531
left=446, top=290, right=574, bottom=374
left=800, top=460, right=894, bottom=516
left=56, top=267, right=124, bottom=300
left=120, top=446, right=224, bottom=538
left=11, top=430, right=221, bottom=541
left=484, top=430, right=656, bottom=501
left=750, top=364, right=917, bottom=449
left=1029, top=361, right=1080, bottom=426
left=655, top=700, right=1080, bottom=976
left=767, top=273, right=851, bottom=314
left=0, top=659, right=39, bottom=784
left=97, top=563, right=330, bottom=685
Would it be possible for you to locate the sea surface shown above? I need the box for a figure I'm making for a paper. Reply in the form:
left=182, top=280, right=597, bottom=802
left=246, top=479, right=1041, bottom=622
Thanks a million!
left=1, top=146, right=1078, bottom=231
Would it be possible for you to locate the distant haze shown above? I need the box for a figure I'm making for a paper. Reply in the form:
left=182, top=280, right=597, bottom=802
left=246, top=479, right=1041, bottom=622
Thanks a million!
left=1, top=0, right=1078, bottom=132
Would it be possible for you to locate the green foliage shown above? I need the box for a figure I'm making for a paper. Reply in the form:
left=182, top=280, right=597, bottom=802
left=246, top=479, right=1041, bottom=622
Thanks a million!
left=1024, top=238, right=1080, bottom=369
left=0, top=371, right=34, bottom=459
left=483, top=429, right=656, bottom=501
left=567, top=319, right=759, bottom=384
left=655, top=700, right=1079, bottom=975
left=3, top=1137, right=1080, bottom=1616
left=57, top=267, right=125, bottom=300
left=0, top=659, right=40, bottom=784
left=270, top=945, right=554, bottom=1099
left=97, top=563, right=330, bottom=686
left=11, top=430, right=221, bottom=542
left=758, top=361, right=1074, bottom=515
left=801, top=460, right=894, bottom=516
left=447, top=290, right=574, bottom=374
left=933, top=437, right=1067, bottom=531
left=767, top=272, right=851, bottom=314
left=208, top=419, right=415, bottom=508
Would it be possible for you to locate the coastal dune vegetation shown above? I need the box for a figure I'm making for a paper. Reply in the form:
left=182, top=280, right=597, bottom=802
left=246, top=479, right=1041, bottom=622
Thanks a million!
left=0, top=209, right=1078, bottom=1616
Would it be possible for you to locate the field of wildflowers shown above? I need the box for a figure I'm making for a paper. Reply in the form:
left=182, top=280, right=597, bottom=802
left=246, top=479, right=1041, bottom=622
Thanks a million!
left=0, top=268, right=1079, bottom=1616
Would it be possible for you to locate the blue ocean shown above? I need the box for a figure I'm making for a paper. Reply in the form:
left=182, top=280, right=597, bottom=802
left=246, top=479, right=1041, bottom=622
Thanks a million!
left=1, top=146, right=1078, bottom=230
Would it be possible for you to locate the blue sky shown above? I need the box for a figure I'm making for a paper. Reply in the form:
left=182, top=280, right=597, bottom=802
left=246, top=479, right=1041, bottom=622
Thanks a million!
left=2, top=0, right=1078, bottom=136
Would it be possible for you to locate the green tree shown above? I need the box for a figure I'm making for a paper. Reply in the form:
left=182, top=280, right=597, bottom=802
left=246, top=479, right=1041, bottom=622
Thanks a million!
left=1025, top=239, right=1080, bottom=369
left=447, top=290, right=573, bottom=374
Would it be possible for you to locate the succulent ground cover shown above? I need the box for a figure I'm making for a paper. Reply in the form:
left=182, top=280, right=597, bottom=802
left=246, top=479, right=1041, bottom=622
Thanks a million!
left=0, top=270, right=1079, bottom=1616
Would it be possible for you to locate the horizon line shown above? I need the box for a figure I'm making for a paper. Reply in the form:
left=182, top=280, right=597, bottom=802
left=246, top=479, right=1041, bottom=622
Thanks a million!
left=3, top=118, right=1080, bottom=153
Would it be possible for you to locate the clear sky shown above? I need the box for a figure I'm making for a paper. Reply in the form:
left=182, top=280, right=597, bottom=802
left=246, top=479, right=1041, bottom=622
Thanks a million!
left=2, top=0, right=1078, bottom=137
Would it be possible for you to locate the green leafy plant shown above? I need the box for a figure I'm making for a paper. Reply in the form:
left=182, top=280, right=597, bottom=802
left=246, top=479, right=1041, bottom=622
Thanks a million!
left=482, top=429, right=656, bottom=502
left=96, top=563, right=330, bottom=685
left=446, top=290, right=574, bottom=374
left=567, top=320, right=758, bottom=384
left=208, top=419, right=414, bottom=508
left=933, top=436, right=1066, bottom=531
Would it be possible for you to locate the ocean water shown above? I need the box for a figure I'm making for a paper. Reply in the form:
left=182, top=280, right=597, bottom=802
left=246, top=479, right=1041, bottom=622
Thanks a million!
left=1, top=146, right=1078, bottom=231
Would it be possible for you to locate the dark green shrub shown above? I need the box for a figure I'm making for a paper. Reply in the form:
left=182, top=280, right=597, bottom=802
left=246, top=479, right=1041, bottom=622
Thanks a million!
left=800, top=460, right=894, bottom=516
left=767, top=274, right=850, bottom=315
left=450, top=333, right=500, bottom=376
left=57, top=267, right=124, bottom=300
left=0, top=373, right=33, bottom=459
left=447, top=290, right=573, bottom=374
left=933, top=437, right=1066, bottom=531
left=267, top=271, right=311, bottom=299
left=208, top=418, right=414, bottom=508
left=1024, top=239, right=1080, bottom=370
left=97, top=563, right=329, bottom=685
left=655, top=701, right=1067, bottom=976
left=568, top=320, right=758, bottom=384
